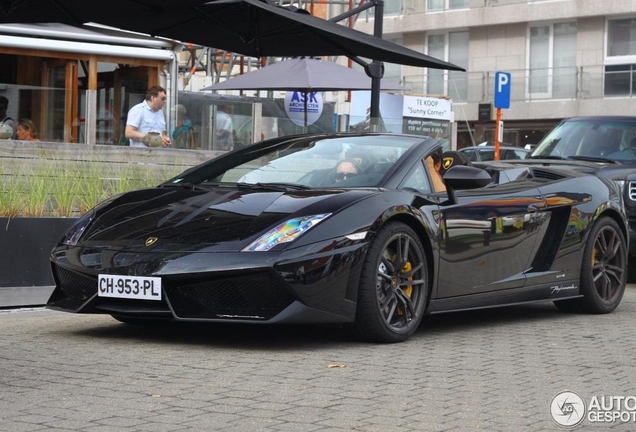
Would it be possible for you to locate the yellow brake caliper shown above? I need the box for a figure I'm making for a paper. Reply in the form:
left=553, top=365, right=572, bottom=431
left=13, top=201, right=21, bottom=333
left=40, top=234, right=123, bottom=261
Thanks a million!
left=396, top=260, right=413, bottom=315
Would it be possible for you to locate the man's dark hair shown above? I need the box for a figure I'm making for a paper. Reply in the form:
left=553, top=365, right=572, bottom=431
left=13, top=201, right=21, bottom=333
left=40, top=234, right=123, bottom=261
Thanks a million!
left=0, top=95, right=8, bottom=109
left=430, top=148, right=443, bottom=164
left=145, top=85, right=166, bottom=101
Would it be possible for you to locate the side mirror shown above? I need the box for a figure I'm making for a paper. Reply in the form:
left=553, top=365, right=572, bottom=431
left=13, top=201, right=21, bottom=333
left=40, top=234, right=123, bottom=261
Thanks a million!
left=442, top=165, right=492, bottom=204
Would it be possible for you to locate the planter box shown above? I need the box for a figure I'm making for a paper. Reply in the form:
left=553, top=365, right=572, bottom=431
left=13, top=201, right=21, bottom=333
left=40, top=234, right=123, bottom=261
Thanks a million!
left=0, top=217, right=77, bottom=307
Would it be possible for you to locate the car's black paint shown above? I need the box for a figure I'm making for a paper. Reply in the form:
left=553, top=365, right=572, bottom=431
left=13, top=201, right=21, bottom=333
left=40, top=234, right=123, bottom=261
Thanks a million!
left=47, top=132, right=629, bottom=342
left=529, top=115, right=636, bottom=259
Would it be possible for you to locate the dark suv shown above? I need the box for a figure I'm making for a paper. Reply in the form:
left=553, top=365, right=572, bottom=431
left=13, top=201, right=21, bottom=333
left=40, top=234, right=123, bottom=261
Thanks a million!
left=529, top=116, right=636, bottom=261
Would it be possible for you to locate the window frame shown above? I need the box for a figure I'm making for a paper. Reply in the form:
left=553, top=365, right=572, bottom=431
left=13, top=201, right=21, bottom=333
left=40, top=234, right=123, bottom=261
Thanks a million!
left=425, top=30, right=469, bottom=100
left=604, top=17, right=636, bottom=97
left=525, top=20, right=577, bottom=100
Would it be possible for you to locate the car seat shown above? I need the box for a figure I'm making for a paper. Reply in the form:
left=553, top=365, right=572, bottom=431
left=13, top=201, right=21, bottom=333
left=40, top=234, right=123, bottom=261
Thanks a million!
left=346, top=150, right=379, bottom=173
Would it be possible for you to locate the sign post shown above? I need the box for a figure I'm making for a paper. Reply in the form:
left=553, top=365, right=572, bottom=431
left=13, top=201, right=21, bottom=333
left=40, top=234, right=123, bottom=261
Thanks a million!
left=494, top=71, right=511, bottom=160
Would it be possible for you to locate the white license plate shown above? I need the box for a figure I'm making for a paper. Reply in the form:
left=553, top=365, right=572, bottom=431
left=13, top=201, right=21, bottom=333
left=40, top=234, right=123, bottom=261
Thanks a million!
left=97, top=274, right=162, bottom=301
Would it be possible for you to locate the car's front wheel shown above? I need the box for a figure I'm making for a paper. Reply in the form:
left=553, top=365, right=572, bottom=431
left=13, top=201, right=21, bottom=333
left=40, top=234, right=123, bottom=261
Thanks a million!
left=349, top=222, right=428, bottom=343
left=554, top=216, right=627, bottom=313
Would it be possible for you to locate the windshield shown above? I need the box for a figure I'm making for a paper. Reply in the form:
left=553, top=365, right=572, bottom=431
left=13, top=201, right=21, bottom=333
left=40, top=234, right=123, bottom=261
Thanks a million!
left=531, top=118, right=636, bottom=161
left=167, top=135, right=427, bottom=188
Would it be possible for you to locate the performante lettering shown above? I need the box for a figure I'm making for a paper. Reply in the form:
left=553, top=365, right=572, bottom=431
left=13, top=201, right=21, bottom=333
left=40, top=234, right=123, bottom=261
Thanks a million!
left=551, top=284, right=577, bottom=294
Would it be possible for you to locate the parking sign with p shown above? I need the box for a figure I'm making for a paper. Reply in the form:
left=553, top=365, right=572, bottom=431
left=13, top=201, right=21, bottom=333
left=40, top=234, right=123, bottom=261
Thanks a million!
left=494, top=71, right=511, bottom=109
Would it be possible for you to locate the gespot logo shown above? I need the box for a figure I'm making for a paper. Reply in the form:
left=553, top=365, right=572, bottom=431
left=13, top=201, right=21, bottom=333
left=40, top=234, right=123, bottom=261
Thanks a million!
left=551, top=391, right=586, bottom=427
left=551, top=392, right=636, bottom=427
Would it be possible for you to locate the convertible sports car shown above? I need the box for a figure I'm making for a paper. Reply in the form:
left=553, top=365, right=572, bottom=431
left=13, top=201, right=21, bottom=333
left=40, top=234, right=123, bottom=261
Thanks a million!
left=47, top=132, right=628, bottom=343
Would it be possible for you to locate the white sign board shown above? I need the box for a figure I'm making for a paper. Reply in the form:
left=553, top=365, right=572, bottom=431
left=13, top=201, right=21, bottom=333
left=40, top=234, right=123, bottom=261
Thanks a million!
left=402, top=96, right=452, bottom=138
left=402, top=96, right=452, bottom=120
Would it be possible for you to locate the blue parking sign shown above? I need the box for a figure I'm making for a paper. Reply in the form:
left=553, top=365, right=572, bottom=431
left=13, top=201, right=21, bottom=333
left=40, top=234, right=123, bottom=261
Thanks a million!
left=494, top=71, right=511, bottom=109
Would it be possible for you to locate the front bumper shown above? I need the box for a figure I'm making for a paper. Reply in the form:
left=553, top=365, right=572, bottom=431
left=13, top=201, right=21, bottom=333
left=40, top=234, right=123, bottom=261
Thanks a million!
left=46, top=239, right=367, bottom=324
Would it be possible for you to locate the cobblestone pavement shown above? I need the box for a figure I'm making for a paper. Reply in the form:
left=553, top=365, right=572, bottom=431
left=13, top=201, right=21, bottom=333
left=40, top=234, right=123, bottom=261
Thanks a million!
left=1, top=288, right=636, bottom=432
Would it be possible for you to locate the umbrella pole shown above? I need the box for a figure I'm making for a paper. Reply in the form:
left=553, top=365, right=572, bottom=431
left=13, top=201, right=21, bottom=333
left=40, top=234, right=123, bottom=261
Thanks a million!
left=304, top=91, right=308, bottom=134
left=369, top=0, right=384, bottom=132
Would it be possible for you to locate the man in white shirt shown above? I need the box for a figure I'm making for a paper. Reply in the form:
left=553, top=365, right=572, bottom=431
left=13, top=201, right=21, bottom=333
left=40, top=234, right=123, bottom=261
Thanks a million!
left=125, top=86, right=171, bottom=148
left=215, top=104, right=234, bottom=151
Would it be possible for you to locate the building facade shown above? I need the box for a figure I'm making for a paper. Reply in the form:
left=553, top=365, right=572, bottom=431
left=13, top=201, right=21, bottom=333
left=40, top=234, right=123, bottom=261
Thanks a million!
left=4, top=1, right=632, bottom=150
left=350, top=0, right=636, bottom=148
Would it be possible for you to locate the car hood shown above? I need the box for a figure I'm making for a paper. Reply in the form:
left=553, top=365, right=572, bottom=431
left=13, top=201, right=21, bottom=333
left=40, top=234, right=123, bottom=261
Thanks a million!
left=523, top=158, right=636, bottom=180
left=78, top=186, right=378, bottom=252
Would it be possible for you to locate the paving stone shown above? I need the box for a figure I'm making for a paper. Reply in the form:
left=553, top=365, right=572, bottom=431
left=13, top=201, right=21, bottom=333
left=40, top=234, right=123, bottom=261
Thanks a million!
left=1, top=288, right=636, bottom=430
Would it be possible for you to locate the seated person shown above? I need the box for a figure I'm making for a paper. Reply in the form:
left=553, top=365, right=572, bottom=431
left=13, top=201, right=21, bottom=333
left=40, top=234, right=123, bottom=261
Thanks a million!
left=334, top=158, right=361, bottom=183
left=426, top=150, right=446, bottom=192
left=16, top=118, right=39, bottom=142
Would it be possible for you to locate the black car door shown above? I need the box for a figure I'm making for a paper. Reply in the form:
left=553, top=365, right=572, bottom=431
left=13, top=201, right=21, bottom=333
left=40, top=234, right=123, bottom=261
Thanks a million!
left=436, top=180, right=548, bottom=298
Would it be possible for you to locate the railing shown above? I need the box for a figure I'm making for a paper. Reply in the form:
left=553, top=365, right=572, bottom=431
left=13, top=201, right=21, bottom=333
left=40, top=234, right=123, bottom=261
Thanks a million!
left=364, top=0, right=566, bottom=17
left=3, top=64, right=633, bottom=150
left=0, top=83, right=337, bottom=150
left=402, top=66, right=636, bottom=103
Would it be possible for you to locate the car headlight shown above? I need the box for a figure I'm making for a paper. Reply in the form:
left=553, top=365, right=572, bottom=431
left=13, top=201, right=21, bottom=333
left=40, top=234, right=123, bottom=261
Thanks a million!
left=243, top=213, right=331, bottom=252
left=61, top=209, right=95, bottom=245
left=61, top=194, right=121, bottom=245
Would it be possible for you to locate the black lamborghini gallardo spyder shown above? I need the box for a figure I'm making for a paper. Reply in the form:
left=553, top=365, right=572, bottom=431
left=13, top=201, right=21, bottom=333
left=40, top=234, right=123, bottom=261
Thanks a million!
left=47, top=133, right=628, bottom=343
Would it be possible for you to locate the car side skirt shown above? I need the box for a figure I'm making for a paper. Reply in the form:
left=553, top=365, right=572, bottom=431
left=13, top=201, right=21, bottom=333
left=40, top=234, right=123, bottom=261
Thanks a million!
left=427, top=280, right=581, bottom=314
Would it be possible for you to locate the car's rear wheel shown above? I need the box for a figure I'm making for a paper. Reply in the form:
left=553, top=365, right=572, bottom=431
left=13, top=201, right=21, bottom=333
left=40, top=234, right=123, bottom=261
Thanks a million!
left=349, top=222, right=428, bottom=343
left=554, top=216, right=627, bottom=313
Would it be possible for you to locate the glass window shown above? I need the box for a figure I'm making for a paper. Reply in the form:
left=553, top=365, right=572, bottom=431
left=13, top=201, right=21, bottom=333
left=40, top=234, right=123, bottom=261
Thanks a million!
left=528, top=22, right=577, bottom=98
left=531, top=118, right=636, bottom=161
left=385, top=0, right=402, bottom=15
left=553, top=22, right=577, bottom=98
left=449, top=0, right=469, bottom=8
left=426, top=31, right=468, bottom=100
left=173, top=134, right=423, bottom=187
left=604, top=64, right=634, bottom=96
left=427, top=34, right=445, bottom=95
left=449, top=31, right=469, bottom=100
left=605, top=19, right=636, bottom=97
left=384, top=37, right=404, bottom=86
left=427, top=0, right=469, bottom=11
left=502, top=150, right=527, bottom=160
left=529, top=26, right=550, bottom=95
left=427, top=0, right=444, bottom=11
left=608, top=19, right=636, bottom=57
left=459, top=148, right=478, bottom=161
left=402, top=162, right=432, bottom=193
left=478, top=148, right=495, bottom=161
left=370, top=0, right=401, bottom=16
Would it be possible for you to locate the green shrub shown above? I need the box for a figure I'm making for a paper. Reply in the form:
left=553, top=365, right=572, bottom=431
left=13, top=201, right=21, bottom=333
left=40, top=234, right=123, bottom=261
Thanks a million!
left=1, top=158, right=193, bottom=219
